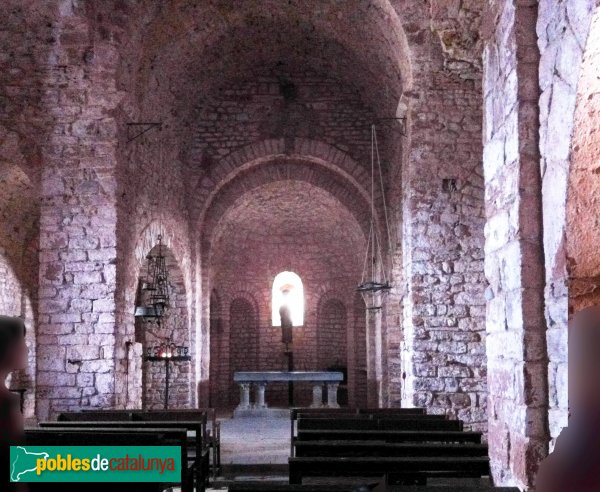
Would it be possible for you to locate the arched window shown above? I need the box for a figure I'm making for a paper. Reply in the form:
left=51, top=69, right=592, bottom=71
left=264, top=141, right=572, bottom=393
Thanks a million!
left=272, top=271, right=304, bottom=327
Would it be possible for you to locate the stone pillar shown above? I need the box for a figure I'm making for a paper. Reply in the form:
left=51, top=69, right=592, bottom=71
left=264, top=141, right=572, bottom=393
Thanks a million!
left=238, top=383, right=251, bottom=410
left=311, top=384, right=323, bottom=408
left=36, top=9, right=121, bottom=420
left=401, top=5, right=487, bottom=431
left=483, top=1, right=549, bottom=488
left=255, top=382, right=267, bottom=408
left=365, top=308, right=382, bottom=408
left=326, top=383, right=340, bottom=408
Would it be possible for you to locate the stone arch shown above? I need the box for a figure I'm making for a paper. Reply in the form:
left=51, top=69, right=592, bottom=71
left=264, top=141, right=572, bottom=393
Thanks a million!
left=204, top=139, right=371, bottom=199
left=201, top=158, right=374, bottom=258
left=135, top=239, right=193, bottom=410
left=196, top=147, right=383, bottom=253
left=0, top=158, right=39, bottom=419
left=0, top=249, right=36, bottom=419
left=134, top=1, right=413, bottom=137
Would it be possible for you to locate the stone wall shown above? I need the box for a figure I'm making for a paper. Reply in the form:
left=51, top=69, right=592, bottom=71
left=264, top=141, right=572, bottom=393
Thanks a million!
left=207, top=180, right=366, bottom=409
left=398, top=1, right=487, bottom=432
left=317, top=298, right=348, bottom=371
left=568, top=8, right=600, bottom=316
left=537, top=0, right=598, bottom=446
left=34, top=1, right=123, bottom=419
left=482, top=1, right=549, bottom=488
left=229, top=297, right=260, bottom=405
left=189, top=69, right=390, bottom=180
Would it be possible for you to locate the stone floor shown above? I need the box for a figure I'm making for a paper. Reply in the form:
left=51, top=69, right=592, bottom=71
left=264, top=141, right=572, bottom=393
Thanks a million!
left=220, top=415, right=291, bottom=465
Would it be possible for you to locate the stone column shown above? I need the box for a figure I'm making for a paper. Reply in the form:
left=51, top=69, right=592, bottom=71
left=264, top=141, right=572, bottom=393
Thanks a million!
left=238, top=383, right=251, bottom=409
left=37, top=13, right=121, bottom=420
left=311, top=384, right=323, bottom=408
left=326, top=383, right=340, bottom=408
left=483, top=2, right=548, bottom=488
left=255, top=382, right=267, bottom=408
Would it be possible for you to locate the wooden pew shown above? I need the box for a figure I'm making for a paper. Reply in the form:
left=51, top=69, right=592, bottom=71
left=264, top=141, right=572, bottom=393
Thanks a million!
left=357, top=409, right=426, bottom=416
left=62, top=408, right=221, bottom=477
left=24, top=427, right=191, bottom=492
left=291, top=408, right=426, bottom=420
left=297, top=418, right=463, bottom=431
left=59, top=410, right=132, bottom=421
left=294, top=414, right=447, bottom=421
left=228, top=484, right=519, bottom=492
left=290, top=408, right=428, bottom=454
left=133, top=409, right=221, bottom=476
left=296, top=430, right=483, bottom=443
left=288, top=456, right=491, bottom=485
left=40, top=420, right=208, bottom=490
left=228, top=484, right=379, bottom=491
left=294, top=441, right=488, bottom=458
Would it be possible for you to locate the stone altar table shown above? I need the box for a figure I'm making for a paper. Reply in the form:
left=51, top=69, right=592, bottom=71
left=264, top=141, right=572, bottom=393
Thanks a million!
left=233, top=371, right=344, bottom=417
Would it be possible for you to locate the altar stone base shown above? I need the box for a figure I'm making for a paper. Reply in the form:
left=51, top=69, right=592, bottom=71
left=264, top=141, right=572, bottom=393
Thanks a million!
left=233, top=407, right=291, bottom=418
left=232, top=371, right=344, bottom=418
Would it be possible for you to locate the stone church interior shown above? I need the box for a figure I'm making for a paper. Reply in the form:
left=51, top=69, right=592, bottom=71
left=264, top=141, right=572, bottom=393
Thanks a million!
left=1, top=1, right=599, bottom=491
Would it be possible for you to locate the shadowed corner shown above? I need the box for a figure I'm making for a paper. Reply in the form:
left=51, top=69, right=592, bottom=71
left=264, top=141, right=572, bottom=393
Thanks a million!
left=536, top=307, right=600, bottom=491
left=0, top=315, right=28, bottom=491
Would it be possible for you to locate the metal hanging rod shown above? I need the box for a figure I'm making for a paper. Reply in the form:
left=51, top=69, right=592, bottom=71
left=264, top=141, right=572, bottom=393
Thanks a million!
left=126, top=122, right=162, bottom=143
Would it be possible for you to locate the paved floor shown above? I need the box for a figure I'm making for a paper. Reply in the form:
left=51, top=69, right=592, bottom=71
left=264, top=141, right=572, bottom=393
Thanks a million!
left=220, top=415, right=291, bottom=465
left=199, top=415, right=493, bottom=491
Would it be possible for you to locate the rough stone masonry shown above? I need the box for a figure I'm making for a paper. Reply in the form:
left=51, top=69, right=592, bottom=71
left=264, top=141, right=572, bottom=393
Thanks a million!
left=1, top=1, right=600, bottom=490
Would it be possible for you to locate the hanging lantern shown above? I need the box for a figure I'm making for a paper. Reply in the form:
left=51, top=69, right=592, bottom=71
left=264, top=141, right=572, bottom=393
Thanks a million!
left=134, top=234, right=171, bottom=320
left=356, top=124, right=393, bottom=310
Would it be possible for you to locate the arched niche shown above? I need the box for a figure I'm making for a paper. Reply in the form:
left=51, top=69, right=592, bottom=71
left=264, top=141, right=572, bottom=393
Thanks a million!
left=135, top=242, right=192, bottom=410
left=228, top=295, right=259, bottom=407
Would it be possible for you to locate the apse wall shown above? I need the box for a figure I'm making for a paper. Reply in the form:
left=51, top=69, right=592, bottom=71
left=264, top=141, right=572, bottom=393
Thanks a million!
left=208, top=181, right=367, bottom=409
left=210, top=238, right=364, bottom=409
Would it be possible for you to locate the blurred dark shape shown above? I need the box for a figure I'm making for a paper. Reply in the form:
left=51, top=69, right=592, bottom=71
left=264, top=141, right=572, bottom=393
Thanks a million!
left=537, top=306, right=600, bottom=491
left=0, top=315, right=28, bottom=491
left=280, top=289, right=293, bottom=346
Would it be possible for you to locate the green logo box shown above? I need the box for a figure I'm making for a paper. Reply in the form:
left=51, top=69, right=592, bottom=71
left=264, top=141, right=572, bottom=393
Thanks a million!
left=10, top=445, right=181, bottom=482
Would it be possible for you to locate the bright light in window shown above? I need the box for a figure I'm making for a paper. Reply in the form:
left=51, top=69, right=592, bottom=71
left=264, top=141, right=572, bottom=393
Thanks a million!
left=272, top=271, right=304, bottom=327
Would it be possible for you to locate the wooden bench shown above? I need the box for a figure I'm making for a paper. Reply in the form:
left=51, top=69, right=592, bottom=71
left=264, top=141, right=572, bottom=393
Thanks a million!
left=290, top=408, right=430, bottom=454
left=228, top=484, right=519, bottom=492
left=297, top=418, right=462, bottom=432
left=61, top=407, right=221, bottom=477
left=40, top=420, right=208, bottom=490
left=228, top=484, right=379, bottom=491
left=296, top=430, right=483, bottom=443
left=135, top=408, right=221, bottom=476
left=288, top=456, right=491, bottom=485
left=59, top=410, right=133, bottom=421
left=294, top=441, right=488, bottom=458
left=25, top=427, right=192, bottom=492
left=291, top=408, right=426, bottom=419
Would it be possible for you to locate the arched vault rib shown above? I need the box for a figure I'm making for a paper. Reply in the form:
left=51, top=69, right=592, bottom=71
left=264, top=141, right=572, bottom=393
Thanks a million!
left=199, top=157, right=384, bottom=265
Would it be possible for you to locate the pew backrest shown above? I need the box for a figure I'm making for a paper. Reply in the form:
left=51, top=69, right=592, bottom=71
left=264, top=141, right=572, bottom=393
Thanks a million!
left=25, top=426, right=189, bottom=489
left=296, top=429, right=483, bottom=444
left=297, top=417, right=463, bottom=432
left=59, top=411, right=133, bottom=421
